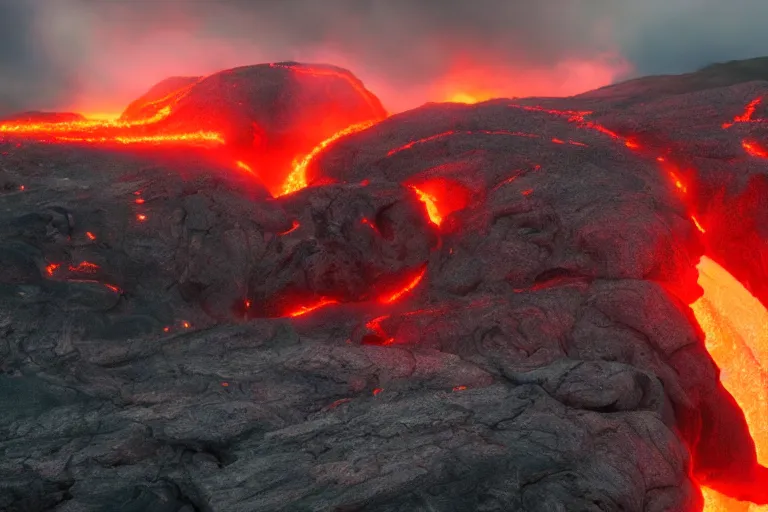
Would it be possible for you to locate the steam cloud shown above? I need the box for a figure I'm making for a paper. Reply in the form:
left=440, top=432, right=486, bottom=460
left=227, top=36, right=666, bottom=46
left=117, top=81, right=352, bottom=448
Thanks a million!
left=1, top=0, right=767, bottom=116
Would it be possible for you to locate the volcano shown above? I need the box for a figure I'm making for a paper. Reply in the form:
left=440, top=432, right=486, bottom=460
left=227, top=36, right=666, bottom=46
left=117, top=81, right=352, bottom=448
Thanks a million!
left=1, top=58, right=768, bottom=512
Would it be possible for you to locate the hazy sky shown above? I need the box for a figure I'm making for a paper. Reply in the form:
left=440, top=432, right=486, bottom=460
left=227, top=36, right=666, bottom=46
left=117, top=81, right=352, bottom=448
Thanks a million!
left=1, top=0, right=767, bottom=115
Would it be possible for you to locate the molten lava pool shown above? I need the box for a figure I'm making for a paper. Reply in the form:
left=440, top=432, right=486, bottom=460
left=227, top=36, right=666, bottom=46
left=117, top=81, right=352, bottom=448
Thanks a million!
left=694, top=257, right=768, bottom=512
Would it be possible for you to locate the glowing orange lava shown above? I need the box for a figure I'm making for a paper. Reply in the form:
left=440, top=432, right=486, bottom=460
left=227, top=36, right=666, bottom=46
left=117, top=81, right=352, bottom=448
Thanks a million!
left=235, top=160, right=259, bottom=176
left=411, top=186, right=442, bottom=226
left=278, top=220, right=300, bottom=235
left=54, top=132, right=224, bottom=145
left=742, top=140, right=768, bottom=159
left=508, top=104, right=629, bottom=144
left=723, top=97, right=763, bottom=129
left=408, top=179, right=471, bottom=227
left=380, top=268, right=426, bottom=304
left=0, top=106, right=173, bottom=135
left=279, top=120, right=376, bottom=197
left=691, top=215, right=706, bottom=234
left=693, top=257, right=768, bottom=512
left=287, top=298, right=340, bottom=318
left=269, top=63, right=386, bottom=116
left=387, top=130, right=540, bottom=158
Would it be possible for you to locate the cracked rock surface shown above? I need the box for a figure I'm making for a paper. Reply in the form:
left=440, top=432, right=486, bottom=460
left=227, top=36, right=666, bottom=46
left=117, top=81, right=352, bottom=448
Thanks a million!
left=2, top=58, right=768, bottom=511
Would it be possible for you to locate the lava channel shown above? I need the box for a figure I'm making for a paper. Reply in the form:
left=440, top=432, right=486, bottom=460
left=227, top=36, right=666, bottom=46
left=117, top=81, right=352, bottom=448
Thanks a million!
left=693, top=257, right=768, bottom=512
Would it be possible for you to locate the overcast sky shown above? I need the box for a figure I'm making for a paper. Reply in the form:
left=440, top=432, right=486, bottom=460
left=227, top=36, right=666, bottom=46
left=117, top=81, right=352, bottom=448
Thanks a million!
left=1, top=0, right=767, bottom=115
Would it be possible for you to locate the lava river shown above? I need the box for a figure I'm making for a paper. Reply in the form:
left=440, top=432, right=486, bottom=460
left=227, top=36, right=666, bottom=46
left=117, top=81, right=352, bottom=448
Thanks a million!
left=694, top=257, right=768, bottom=512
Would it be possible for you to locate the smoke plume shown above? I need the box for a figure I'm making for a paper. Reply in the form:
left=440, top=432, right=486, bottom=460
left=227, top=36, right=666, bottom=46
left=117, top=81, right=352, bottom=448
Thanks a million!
left=1, top=0, right=767, bottom=116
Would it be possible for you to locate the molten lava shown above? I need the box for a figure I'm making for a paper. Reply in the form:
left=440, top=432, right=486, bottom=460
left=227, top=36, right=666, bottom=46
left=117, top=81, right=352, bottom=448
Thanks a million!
left=723, top=97, right=763, bottom=129
left=286, top=298, right=339, bottom=318
left=279, top=120, right=376, bottom=197
left=742, top=140, right=768, bottom=159
left=408, top=179, right=472, bottom=227
left=410, top=186, right=442, bottom=226
left=693, top=257, right=768, bottom=512
left=380, top=268, right=427, bottom=304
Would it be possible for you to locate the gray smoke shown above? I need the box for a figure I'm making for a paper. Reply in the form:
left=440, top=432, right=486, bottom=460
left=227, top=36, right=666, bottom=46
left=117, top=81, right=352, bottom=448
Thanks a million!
left=1, top=0, right=767, bottom=115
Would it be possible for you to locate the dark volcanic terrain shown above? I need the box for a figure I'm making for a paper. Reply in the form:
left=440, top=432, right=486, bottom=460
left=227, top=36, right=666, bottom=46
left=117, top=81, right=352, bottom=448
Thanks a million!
left=1, top=58, right=768, bottom=512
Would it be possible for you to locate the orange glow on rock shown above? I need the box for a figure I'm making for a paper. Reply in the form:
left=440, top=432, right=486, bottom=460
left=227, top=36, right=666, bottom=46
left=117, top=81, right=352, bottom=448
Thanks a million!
left=693, top=257, right=768, bottom=512
left=85, top=231, right=96, bottom=240
left=136, top=214, right=147, bottom=222
left=279, top=120, right=376, bottom=197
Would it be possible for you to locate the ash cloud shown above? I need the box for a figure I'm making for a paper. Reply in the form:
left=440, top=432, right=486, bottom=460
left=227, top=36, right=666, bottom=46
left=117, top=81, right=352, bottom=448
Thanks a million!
left=1, top=0, right=767, bottom=116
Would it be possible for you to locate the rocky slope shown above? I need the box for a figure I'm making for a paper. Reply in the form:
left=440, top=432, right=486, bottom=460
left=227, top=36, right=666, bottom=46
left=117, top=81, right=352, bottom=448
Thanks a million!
left=1, top=59, right=767, bottom=512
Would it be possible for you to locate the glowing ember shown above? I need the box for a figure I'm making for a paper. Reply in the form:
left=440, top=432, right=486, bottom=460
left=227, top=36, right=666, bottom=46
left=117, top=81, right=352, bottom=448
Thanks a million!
left=45, top=263, right=61, bottom=276
left=136, top=214, right=147, bottom=222
left=287, top=298, right=339, bottom=318
left=743, top=140, right=768, bottom=159
left=182, top=321, right=191, bottom=329
left=380, top=268, right=427, bottom=304
left=372, top=388, right=383, bottom=396
left=103, top=284, right=121, bottom=293
left=280, top=120, right=377, bottom=197
left=452, top=385, right=467, bottom=392
left=85, top=231, right=96, bottom=241
left=693, top=257, right=768, bottom=511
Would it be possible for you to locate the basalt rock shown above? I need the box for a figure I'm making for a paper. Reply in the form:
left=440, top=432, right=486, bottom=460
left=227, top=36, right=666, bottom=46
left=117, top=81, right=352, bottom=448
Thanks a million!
left=1, top=58, right=768, bottom=512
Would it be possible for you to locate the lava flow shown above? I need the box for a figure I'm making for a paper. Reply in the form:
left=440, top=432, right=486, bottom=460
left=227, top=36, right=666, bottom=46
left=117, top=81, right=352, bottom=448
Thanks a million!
left=693, top=257, right=768, bottom=512
left=280, top=120, right=377, bottom=196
